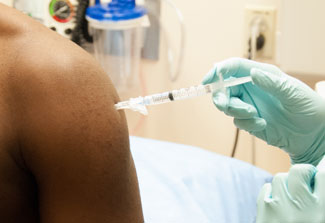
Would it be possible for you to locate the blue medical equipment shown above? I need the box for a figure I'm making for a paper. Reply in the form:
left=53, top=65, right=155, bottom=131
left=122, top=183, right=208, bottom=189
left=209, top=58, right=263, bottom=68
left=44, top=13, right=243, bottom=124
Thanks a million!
left=86, top=0, right=149, bottom=93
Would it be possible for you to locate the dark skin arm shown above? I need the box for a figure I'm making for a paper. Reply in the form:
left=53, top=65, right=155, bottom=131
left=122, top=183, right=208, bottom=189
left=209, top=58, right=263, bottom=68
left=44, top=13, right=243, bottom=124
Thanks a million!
left=1, top=4, right=143, bottom=222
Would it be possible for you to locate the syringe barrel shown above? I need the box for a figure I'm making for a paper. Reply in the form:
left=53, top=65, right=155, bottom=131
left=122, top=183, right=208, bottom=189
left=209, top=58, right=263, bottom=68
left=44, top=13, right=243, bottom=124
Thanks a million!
left=142, top=85, right=210, bottom=106
left=172, top=85, right=210, bottom=100
left=115, top=76, right=253, bottom=113
left=143, top=92, right=170, bottom=105
left=209, top=76, right=253, bottom=92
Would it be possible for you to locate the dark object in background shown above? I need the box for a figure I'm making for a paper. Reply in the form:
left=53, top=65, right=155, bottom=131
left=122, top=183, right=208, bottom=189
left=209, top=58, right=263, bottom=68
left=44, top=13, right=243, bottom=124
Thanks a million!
left=71, top=0, right=93, bottom=46
left=247, top=33, right=266, bottom=60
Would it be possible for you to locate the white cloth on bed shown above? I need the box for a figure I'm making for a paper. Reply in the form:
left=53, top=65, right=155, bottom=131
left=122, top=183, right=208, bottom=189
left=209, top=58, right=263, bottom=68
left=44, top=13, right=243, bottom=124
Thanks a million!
left=130, top=136, right=272, bottom=223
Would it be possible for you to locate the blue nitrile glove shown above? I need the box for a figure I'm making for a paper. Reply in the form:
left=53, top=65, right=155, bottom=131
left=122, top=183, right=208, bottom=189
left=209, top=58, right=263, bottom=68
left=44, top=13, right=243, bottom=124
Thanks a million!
left=202, top=58, right=325, bottom=166
left=256, top=156, right=325, bottom=223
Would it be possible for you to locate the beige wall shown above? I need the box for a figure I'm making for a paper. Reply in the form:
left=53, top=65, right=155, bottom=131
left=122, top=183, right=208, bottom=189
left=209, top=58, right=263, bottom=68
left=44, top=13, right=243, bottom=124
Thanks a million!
left=124, top=0, right=291, bottom=175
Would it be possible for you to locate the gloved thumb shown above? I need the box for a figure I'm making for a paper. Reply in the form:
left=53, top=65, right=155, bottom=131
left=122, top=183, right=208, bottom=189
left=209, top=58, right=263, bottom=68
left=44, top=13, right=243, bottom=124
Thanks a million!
left=287, top=164, right=316, bottom=202
left=251, top=68, right=295, bottom=105
left=315, top=155, right=325, bottom=197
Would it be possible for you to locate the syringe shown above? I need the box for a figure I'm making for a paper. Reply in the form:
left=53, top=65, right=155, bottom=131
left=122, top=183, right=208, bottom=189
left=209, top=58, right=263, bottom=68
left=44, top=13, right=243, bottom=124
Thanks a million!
left=115, top=76, right=252, bottom=115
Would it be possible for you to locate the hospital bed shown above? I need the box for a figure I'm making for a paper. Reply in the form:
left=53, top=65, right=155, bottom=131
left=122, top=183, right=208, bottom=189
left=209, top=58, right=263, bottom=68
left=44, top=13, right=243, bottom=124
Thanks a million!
left=130, top=136, right=272, bottom=223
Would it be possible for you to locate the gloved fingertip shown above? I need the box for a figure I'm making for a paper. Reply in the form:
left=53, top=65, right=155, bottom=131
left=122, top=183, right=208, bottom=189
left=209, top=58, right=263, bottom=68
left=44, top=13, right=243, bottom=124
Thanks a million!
left=289, top=164, right=317, bottom=184
left=202, top=73, right=214, bottom=84
left=259, top=183, right=273, bottom=202
left=255, top=118, right=267, bottom=131
left=227, top=97, right=258, bottom=119
left=202, top=65, right=217, bottom=84
left=212, top=92, right=228, bottom=112
left=250, top=68, right=268, bottom=85
left=287, top=164, right=317, bottom=199
left=234, top=117, right=267, bottom=132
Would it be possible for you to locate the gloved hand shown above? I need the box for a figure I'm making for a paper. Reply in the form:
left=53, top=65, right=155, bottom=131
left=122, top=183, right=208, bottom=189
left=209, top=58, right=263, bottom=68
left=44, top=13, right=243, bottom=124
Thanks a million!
left=202, top=58, right=325, bottom=166
left=256, top=156, right=325, bottom=223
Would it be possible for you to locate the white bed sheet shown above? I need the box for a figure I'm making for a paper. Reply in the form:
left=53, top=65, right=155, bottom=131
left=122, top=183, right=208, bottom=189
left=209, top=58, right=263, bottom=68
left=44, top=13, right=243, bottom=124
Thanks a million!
left=130, top=136, right=272, bottom=223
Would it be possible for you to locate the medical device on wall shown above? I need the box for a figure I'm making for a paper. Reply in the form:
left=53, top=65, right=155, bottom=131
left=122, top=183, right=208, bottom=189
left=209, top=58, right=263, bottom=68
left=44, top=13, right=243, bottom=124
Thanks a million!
left=86, top=0, right=149, bottom=93
left=115, top=76, right=252, bottom=115
left=44, top=0, right=78, bottom=38
left=13, top=0, right=92, bottom=41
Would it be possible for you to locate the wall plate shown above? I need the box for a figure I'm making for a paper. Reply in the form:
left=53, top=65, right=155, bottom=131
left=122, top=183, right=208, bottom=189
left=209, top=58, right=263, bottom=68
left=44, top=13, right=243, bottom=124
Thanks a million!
left=243, top=6, right=277, bottom=60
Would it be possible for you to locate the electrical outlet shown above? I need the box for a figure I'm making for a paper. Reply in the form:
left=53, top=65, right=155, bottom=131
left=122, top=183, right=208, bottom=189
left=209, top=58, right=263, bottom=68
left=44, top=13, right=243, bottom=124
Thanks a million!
left=243, top=6, right=276, bottom=60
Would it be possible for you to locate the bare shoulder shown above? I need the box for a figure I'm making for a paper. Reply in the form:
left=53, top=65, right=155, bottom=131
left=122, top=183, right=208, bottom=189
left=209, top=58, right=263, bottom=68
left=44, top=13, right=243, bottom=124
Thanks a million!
left=0, top=2, right=128, bottom=153
left=8, top=17, right=125, bottom=142
left=0, top=5, right=143, bottom=222
left=4, top=5, right=129, bottom=160
left=0, top=3, right=119, bottom=105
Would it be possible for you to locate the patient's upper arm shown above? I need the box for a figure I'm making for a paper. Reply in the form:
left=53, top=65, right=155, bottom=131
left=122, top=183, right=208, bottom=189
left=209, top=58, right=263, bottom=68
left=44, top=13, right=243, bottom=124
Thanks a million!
left=11, top=47, right=143, bottom=223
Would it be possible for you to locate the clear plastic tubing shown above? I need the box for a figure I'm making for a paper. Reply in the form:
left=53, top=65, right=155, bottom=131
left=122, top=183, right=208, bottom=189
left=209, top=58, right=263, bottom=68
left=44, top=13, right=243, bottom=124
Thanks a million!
left=115, top=76, right=252, bottom=115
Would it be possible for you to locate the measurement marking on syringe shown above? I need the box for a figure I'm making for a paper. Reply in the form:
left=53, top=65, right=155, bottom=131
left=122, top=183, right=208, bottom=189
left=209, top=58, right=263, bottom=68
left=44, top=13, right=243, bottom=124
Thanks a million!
left=168, top=92, right=174, bottom=101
